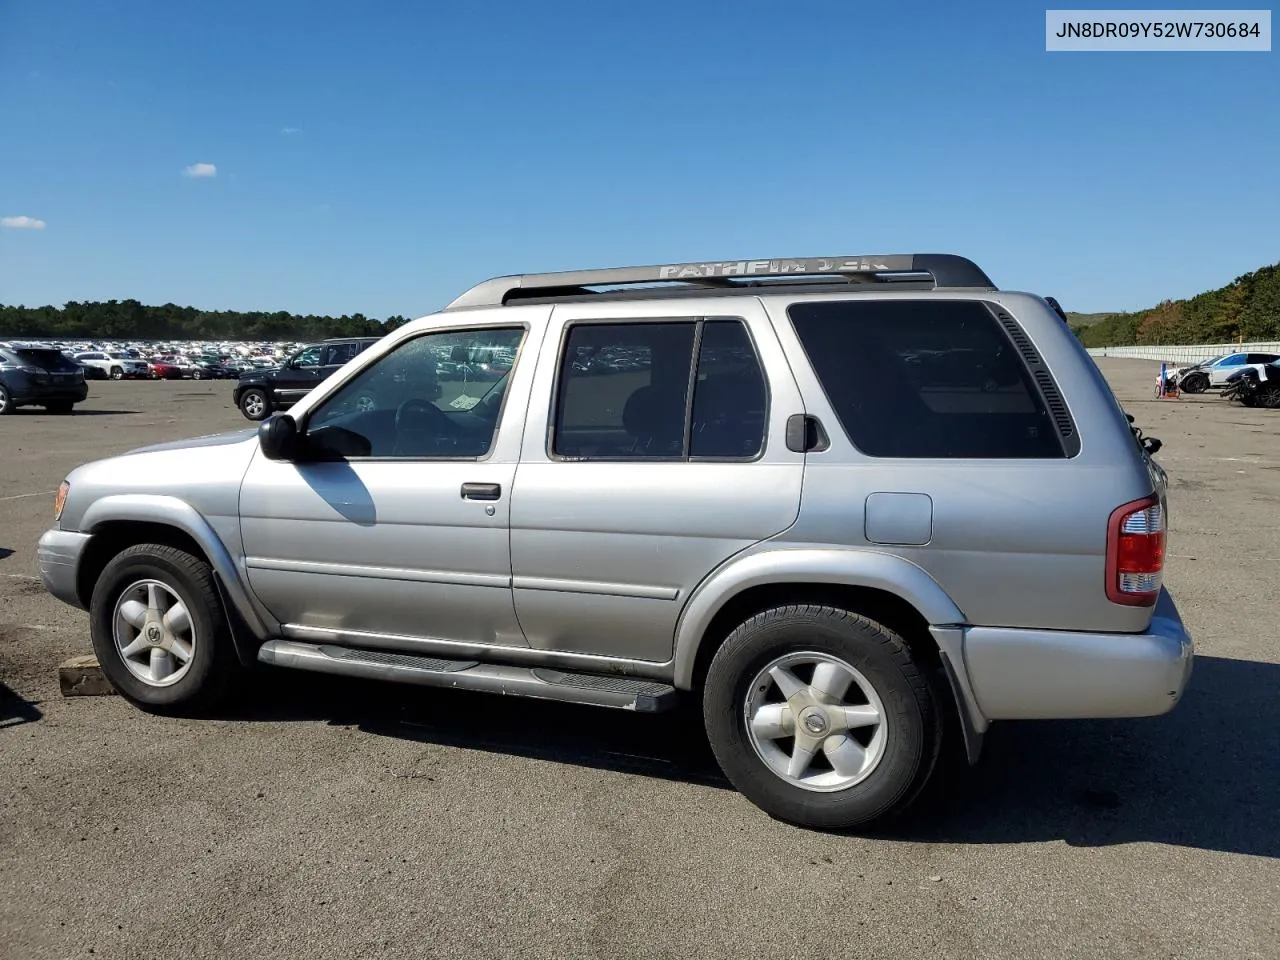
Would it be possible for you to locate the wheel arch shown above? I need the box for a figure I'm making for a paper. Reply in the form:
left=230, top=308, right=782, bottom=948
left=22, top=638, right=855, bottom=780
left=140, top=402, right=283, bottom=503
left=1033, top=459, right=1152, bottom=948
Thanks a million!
left=671, top=548, right=987, bottom=758
left=76, top=496, right=275, bottom=667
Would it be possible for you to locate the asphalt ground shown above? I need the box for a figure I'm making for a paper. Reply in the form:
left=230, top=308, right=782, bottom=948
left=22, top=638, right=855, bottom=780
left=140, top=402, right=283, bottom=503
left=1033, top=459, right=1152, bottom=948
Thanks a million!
left=1, top=361, right=1276, bottom=960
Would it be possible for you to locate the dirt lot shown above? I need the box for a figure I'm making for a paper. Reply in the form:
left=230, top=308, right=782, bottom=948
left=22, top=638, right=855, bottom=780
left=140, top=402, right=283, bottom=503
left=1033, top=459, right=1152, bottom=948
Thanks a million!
left=1, top=362, right=1277, bottom=960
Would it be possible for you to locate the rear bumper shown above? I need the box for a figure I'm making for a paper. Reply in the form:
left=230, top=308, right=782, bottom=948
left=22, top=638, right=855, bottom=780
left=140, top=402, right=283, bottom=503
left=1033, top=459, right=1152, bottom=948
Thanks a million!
left=11, top=383, right=89, bottom=404
left=963, top=587, right=1193, bottom=720
left=37, top=529, right=91, bottom=609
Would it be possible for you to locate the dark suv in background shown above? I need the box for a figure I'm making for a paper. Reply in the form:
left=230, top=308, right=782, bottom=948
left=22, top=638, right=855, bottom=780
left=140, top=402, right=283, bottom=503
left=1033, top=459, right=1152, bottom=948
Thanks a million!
left=233, top=337, right=381, bottom=420
left=0, top=341, right=89, bottom=415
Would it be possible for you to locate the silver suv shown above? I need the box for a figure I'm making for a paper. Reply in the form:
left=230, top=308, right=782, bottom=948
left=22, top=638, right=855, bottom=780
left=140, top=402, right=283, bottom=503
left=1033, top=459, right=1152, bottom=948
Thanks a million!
left=36, top=253, right=1193, bottom=830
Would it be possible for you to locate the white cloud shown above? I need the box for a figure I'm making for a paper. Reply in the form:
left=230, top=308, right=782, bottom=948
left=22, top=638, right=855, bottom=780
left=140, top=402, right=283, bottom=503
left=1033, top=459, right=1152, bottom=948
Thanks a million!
left=1, top=215, right=46, bottom=229
left=183, top=163, right=217, bottom=178
left=281, top=126, right=302, bottom=135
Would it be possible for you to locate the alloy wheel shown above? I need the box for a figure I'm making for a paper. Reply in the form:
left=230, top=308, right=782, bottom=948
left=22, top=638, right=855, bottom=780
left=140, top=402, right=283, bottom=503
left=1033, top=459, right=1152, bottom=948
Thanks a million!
left=112, top=579, right=197, bottom=687
left=743, top=651, right=888, bottom=792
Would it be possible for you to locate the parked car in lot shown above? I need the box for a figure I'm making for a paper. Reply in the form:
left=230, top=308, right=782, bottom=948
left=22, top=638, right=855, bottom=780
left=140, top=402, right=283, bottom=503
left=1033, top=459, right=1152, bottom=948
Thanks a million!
left=1168, top=351, right=1280, bottom=393
left=1223, top=360, right=1280, bottom=408
left=0, top=341, right=89, bottom=414
left=146, top=358, right=185, bottom=380
left=74, top=351, right=150, bottom=380
left=233, top=336, right=381, bottom=420
left=190, top=357, right=233, bottom=380
left=37, top=252, right=1193, bottom=831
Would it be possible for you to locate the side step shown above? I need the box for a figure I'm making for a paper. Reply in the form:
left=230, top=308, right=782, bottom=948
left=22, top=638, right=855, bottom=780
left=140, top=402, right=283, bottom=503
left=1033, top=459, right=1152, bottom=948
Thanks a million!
left=257, top=640, right=678, bottom=713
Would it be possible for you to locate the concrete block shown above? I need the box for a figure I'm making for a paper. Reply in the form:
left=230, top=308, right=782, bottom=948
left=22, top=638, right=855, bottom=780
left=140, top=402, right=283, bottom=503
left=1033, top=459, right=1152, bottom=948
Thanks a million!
left=58, top=655, right=117, bottom=697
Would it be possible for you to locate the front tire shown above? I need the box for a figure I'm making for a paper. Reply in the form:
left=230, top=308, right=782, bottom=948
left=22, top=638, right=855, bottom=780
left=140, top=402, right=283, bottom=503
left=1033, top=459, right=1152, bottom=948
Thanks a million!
left=239, top=388, right=271, bottom=421
left=89, top=544, right=237, bottom=713
left=703, top=605, right=942, bottom=831
left=1180, top=373, right=1208, bottom=394
left=0, top=385, right=12, bottom=415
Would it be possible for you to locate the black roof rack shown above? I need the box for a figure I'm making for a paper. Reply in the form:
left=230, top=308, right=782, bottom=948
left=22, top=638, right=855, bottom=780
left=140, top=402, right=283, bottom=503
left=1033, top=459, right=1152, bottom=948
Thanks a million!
left=445, top=253, right=995, bottom=310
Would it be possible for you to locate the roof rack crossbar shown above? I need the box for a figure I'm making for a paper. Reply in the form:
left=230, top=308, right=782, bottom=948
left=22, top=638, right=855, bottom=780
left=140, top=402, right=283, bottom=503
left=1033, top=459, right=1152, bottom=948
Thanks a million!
left=445, top=254, right=994, bottom=310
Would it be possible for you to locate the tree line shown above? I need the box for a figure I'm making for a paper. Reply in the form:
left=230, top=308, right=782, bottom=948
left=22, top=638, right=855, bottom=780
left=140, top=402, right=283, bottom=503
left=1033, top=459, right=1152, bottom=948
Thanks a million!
left=1073, top=260, right=1280, bottom=348
left=4, top=260, right=1277, bottom=349
left=0, top=300, right=411, bottom=343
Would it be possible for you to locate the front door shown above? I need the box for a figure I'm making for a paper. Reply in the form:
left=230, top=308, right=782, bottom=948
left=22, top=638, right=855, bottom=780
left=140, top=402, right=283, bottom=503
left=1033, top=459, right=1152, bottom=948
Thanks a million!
left=1209, top=353, right=1248, bottom=384
left=273, top=344, right=326, bottom=405
left=510, top=301, right=806, bottom=663
left=239, top=321, right=539, bottom=648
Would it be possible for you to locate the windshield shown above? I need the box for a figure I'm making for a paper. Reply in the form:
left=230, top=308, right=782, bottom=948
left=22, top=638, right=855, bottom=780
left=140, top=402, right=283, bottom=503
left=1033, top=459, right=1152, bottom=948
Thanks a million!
left=16, top=348, right=80, bottom=372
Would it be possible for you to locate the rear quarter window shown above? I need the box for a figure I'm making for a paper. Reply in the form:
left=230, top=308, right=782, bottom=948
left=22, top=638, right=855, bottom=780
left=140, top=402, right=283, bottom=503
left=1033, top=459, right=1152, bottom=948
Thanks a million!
left=788, top=299, right=1067, bottom=459
left=17, top=349, right=81, bottom=372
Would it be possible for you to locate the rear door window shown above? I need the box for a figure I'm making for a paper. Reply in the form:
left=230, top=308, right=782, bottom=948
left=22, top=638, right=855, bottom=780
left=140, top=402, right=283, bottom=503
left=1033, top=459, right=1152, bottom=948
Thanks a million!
left=787, top=299, right=1066, bottom=459
left=552, top=317, right=767, bottom=460
left=326, top=342, right=364, bottom=365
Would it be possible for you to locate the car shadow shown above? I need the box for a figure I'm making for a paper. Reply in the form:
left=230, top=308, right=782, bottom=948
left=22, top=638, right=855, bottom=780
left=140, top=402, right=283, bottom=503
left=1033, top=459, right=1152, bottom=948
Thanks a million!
left=879, top=654, right=1278, bottom=858
left=222, top=654, right=1275, bottom=857
left=0, top=680, right=43, bottom=728
left=226, top=670, right=729, bottom=788
left=14, top=409, right=140, bottom=416
left=0, top=547, right=13, bottom=560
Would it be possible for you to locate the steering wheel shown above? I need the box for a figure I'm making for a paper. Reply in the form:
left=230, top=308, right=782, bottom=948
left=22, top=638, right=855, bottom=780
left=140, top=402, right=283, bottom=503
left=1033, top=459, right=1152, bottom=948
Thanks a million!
left=392, top=397, right=452, bottom=456
left=395, top=397, right=444, bottom=431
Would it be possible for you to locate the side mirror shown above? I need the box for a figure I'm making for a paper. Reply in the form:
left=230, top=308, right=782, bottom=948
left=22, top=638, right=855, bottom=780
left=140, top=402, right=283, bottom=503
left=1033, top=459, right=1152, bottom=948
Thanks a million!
left=258, top=414, right=299, bottom=461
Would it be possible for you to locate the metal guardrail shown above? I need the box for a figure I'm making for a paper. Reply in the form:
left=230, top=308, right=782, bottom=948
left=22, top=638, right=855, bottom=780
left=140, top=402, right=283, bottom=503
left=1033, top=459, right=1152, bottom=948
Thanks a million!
left=1086, top=341, right=1280, bottom=363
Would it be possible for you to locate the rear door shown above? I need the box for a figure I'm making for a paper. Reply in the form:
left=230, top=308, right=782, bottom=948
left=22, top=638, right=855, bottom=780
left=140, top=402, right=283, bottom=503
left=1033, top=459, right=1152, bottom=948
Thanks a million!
left=509, top=298, right=805, bottom=663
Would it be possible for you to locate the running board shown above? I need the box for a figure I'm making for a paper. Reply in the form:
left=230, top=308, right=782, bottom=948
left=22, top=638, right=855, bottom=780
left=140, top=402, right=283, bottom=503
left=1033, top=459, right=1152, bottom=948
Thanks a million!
left=257, top=640, right=678, bottom=713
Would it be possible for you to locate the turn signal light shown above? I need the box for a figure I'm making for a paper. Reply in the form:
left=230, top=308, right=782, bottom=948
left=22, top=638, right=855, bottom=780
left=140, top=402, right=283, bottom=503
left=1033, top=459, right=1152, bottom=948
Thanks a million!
left=54, top=481, right=69, bottom=522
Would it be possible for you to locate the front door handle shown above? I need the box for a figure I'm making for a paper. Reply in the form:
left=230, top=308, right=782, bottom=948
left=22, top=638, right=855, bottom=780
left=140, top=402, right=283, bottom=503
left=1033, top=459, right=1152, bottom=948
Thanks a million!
left=461, top=482, right=501, bottom=501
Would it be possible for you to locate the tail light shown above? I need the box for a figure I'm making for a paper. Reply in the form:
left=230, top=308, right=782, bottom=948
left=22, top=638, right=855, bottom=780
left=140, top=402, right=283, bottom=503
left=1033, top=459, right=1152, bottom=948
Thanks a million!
left=1106, top=494, right=1165, bottom=605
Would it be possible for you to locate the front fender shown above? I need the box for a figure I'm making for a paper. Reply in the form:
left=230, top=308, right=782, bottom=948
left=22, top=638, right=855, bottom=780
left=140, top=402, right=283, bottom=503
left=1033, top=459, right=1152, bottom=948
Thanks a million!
left=80, top=494, right=275, bottom=642
left=671, top=547, right=966, bottom=689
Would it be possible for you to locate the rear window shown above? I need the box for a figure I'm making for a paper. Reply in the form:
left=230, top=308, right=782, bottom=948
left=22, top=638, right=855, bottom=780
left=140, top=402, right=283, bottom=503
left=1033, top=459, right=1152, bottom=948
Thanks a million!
left=16, top=348, right=80, bottom=372
left=787, top=299, right=1065, bottom=459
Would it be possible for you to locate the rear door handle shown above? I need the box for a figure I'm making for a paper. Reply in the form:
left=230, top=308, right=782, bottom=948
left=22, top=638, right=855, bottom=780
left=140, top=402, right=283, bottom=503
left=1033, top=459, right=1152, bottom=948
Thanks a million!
left=461, top=482, right=501, bottom=501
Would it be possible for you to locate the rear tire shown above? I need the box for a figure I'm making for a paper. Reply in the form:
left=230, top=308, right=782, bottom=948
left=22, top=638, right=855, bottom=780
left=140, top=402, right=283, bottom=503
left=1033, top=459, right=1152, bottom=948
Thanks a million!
left=703, top=604, right=943, bottom=831
left=89, top=543, right=238, bottom=714
left=0, top=385, right=12, bottom=415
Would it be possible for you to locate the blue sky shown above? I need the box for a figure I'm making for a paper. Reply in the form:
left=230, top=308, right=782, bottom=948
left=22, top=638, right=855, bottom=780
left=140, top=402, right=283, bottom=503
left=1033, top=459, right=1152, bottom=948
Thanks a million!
left=1, top=0, right=1276, bottom=318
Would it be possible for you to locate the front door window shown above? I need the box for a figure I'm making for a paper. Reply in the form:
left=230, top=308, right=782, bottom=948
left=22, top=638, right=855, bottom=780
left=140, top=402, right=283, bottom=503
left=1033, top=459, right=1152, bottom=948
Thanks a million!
left=305, top=327, right=526, bottom=459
